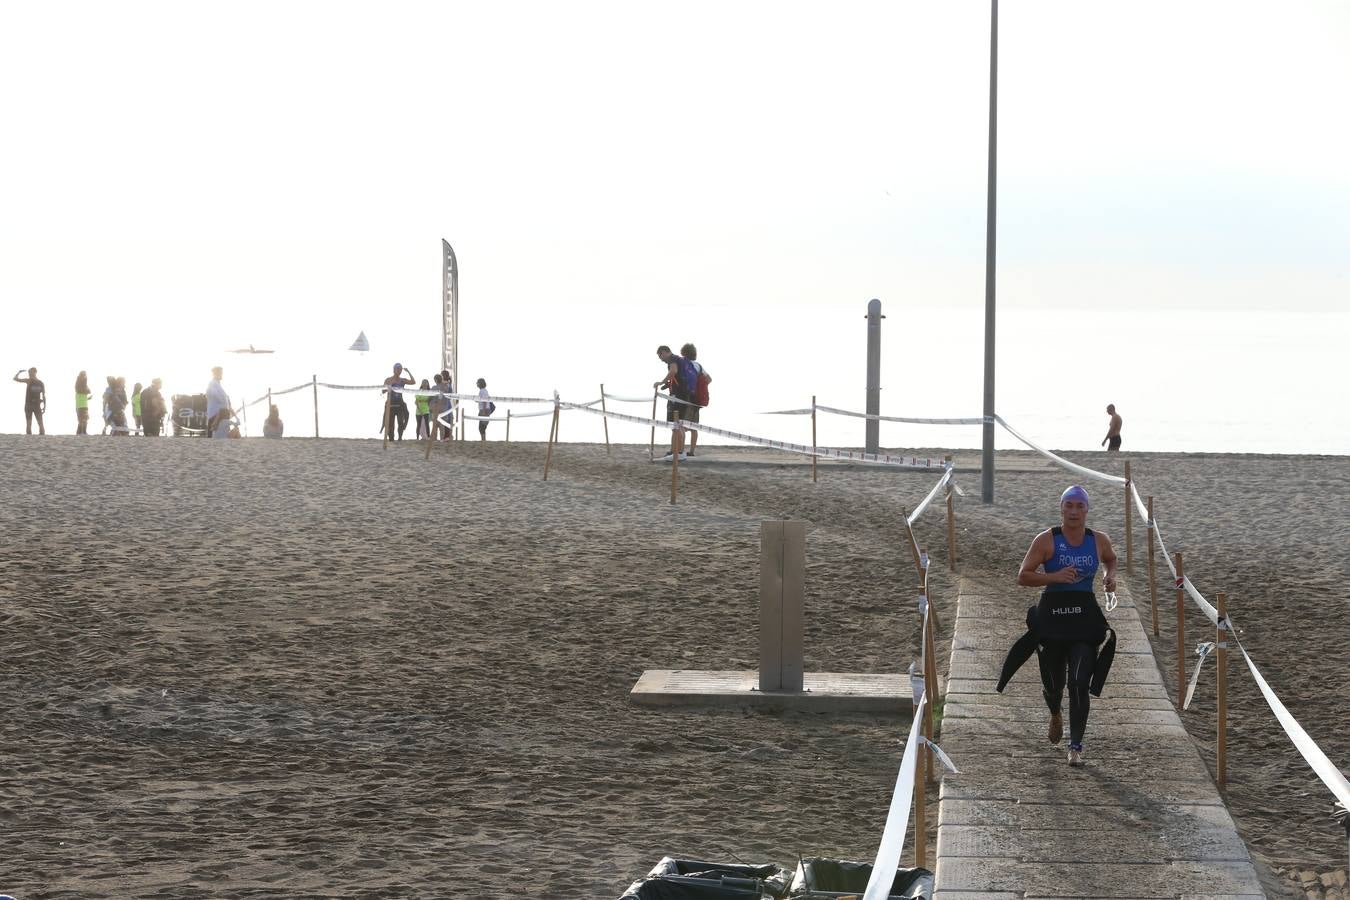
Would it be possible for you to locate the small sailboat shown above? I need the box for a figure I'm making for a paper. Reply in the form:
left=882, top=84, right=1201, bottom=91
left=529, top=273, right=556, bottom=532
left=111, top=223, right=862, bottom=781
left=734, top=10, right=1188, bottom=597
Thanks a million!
left=349, top=330, right=370, bottom=352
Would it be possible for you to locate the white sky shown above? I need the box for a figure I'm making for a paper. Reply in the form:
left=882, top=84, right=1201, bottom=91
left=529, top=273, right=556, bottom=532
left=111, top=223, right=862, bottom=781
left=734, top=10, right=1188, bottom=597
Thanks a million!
left=1, top=1, right=1347, bottom=445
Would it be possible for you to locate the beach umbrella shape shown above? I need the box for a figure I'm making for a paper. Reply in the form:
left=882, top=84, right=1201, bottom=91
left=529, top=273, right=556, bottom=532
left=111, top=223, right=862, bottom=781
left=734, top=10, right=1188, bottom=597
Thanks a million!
left=349, top=330, right=370, bottom=352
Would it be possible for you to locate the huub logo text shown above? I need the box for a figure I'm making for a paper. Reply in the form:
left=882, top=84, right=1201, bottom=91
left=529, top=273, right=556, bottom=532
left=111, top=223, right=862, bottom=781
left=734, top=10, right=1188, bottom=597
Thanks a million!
left=1052, top=606, right=1083, bottom=615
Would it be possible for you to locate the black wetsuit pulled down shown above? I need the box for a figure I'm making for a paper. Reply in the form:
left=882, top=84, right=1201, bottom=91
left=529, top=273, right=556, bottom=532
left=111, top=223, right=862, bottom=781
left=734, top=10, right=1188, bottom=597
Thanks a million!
left=1000, top=527, right=1111, bottom=747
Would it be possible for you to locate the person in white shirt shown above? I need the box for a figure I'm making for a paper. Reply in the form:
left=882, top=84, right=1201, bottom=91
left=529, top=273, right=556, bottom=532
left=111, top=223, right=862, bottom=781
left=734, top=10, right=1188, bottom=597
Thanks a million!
left=476, top=378, right=493, bottom=440
left=205, top=366, right=232, bottom=438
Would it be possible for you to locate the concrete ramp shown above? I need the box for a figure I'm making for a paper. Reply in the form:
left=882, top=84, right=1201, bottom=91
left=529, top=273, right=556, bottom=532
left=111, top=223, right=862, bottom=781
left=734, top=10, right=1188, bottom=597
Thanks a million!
left=934, top=575, right=1263, bottom=899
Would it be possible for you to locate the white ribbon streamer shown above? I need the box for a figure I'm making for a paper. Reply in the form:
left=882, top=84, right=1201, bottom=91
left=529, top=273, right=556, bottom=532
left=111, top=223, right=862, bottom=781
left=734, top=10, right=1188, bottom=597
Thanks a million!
left=862, top=693, right=926, bottom=900
left=1183, top=641, right=1217, bottom=710
left=920, top=736, right=962, bottom=775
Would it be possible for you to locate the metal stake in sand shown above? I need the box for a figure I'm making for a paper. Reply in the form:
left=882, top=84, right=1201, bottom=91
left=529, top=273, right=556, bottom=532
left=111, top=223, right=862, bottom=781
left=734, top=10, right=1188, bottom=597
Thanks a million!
left=944, top=456, right=958, bottom=571
left=311, top=374, right=319, bottom=438
left=1174, top=551, right=1187, bottom=708
left=1147, top=496, right=1159, bottom=636
left=1124, top=461, right=1134, bottom=573
left=811, top=394, right=818, bottom=483
left=543, top=400, right=560, bottom=481
left=670, top=411, right=681, bottom=504
left=599, top=383, right=611, bottom=456
left=649, top=388, right=657, bottom=461
left=1216, top=591, right=1229, bottom=789
left=382, top=389, right=392, bottom=450
left=506, top=409, right=512, bottom=443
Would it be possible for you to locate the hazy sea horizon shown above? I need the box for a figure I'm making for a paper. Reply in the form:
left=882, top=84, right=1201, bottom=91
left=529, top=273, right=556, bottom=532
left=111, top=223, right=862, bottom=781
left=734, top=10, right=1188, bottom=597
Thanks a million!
left=4, top=306, right=1346, bottom=457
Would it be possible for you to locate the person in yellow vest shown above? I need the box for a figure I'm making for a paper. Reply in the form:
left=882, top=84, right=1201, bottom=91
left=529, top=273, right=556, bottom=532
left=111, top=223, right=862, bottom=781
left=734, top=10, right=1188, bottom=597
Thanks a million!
left=415, top=378, right=432, bottom=440
left=131, top=382, right=144, bottom=434
left=74, top=371, right=92, bottom=435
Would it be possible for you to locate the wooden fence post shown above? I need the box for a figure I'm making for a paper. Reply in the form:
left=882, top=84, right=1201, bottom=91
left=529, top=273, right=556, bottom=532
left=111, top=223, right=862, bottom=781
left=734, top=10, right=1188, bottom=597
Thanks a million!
left=506, top=410, right=512, bottom=443
left=600, top=384, right=611, bottom=455
left=811, top=395, right=818, bottom=483
left=1174, top=552, right=1187, bottom=708
left=1147, top=496, right=1159, bottom=636
left=1124, top=461, right=1134, bottom=574
left=382, top=390, right=392, bottom=449
left=1216, top=591, right=1228, bottom=789
left=944, top=456, right=957, bottom=571
left=543, top=402, right=560, bottom=480
left=670, top=411, right=681, bottom=504
left=649, top=389, right=657, bottom=460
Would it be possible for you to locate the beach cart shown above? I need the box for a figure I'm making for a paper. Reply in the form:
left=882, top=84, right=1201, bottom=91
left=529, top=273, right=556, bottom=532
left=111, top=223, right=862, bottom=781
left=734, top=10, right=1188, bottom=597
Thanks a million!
left=171, top=393, right=208, bottom=436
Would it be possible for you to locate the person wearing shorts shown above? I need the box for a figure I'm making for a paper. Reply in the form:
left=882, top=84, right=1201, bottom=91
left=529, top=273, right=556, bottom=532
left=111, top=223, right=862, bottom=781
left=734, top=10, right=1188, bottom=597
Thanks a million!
left=1101, top=404, right=1122, bottom=451
left=654, top=345, right=691, bottom=461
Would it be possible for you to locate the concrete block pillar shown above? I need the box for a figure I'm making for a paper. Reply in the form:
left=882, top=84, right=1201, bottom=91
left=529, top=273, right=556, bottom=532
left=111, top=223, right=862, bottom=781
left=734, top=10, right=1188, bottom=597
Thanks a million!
left=759, top=520, right=805, bottom=692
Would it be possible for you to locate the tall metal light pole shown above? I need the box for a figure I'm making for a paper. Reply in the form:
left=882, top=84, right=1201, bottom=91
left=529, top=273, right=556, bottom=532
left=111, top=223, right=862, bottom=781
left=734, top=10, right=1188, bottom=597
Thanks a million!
left=981, top=0, right=998, bottom=503
left=865, top=299, right=883, bottom=454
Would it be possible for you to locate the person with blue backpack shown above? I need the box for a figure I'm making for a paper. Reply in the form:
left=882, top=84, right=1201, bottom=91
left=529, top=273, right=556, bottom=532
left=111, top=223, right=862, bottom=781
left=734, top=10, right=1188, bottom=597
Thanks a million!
left=653, top=344, right=698, bottom=462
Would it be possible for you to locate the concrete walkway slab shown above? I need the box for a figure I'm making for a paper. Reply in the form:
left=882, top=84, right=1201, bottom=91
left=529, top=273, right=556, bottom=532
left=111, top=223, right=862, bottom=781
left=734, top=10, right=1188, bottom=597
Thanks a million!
left=629, top=668, right=908, bottom=713
left=934, top=574, right=1260, bottom=899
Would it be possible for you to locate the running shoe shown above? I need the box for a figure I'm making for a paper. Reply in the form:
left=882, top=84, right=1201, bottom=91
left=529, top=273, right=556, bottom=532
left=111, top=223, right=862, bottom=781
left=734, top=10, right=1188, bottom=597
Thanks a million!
left=1068, top=743, right=1084, bottom=767
left=1048, top=713, right=1063, bottom=745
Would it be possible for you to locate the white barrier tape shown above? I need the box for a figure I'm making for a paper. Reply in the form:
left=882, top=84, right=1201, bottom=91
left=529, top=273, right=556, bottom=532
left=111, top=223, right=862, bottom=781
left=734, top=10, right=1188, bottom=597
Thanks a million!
left=917, top=594, right=928, bottom=619
left=1129, top=481, right=1151, bottom=524
left=906, top=468, right=955, bottom=525
left=919, top=736, right=962, bottom=775
left=908, top=662, right=924, bottom=708
left=566, top=401, right=950, bottom=469
left=1234, top=633, right=1350, bottom=810
left=604, top=391, right=663, bottom=404
left=656, top=391, right=701, bottom=408
left=1183, top=641, right=1217, bottom=710
left=816, top=404, right=991, bottom=426
left=993, top=415, right=1126, bottom=485
left=317, top=382, right=385, bottom=391
left=762, top=408, right=813, bottom=416
left=1154, top=514, right=1350, bottom=809
left=862, top=692, right=926, bottom=900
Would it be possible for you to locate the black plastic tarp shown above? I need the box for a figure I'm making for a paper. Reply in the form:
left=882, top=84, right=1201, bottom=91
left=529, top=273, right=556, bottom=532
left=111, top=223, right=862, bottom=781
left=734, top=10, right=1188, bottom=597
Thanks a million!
left=619, top=857, right=792, bottom=900
left=790, top=856, right=932, bottom=899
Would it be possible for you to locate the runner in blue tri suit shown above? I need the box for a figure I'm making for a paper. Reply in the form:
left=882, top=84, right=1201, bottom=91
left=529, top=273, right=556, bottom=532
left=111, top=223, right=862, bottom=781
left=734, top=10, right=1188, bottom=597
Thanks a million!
left=1017, top=485, right=1118, bottom=767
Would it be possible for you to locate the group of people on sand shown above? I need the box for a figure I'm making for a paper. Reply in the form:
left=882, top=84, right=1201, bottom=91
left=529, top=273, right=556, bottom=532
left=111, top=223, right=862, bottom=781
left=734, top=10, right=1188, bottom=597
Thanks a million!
left=379, top=363, right=493, bottom=442
left=13, top=368, right=168, bottom=437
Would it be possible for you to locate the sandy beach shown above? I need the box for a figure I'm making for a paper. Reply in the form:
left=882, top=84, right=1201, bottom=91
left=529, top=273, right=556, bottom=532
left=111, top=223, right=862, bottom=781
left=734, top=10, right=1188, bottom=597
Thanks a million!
left=2, top=433, right=1346, bottom=897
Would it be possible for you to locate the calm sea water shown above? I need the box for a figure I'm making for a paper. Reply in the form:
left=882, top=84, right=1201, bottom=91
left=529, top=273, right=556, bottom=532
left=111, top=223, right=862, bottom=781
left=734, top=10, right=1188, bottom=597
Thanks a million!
left=4, top=306, right=1346, bottom=456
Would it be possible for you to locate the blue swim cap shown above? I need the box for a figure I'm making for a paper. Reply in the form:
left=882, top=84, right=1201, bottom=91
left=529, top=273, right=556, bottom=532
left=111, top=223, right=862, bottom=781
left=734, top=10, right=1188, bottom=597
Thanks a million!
left=1060, top=485, right=1090, bottom=508
left=393, top=362, right=403, bottom=370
